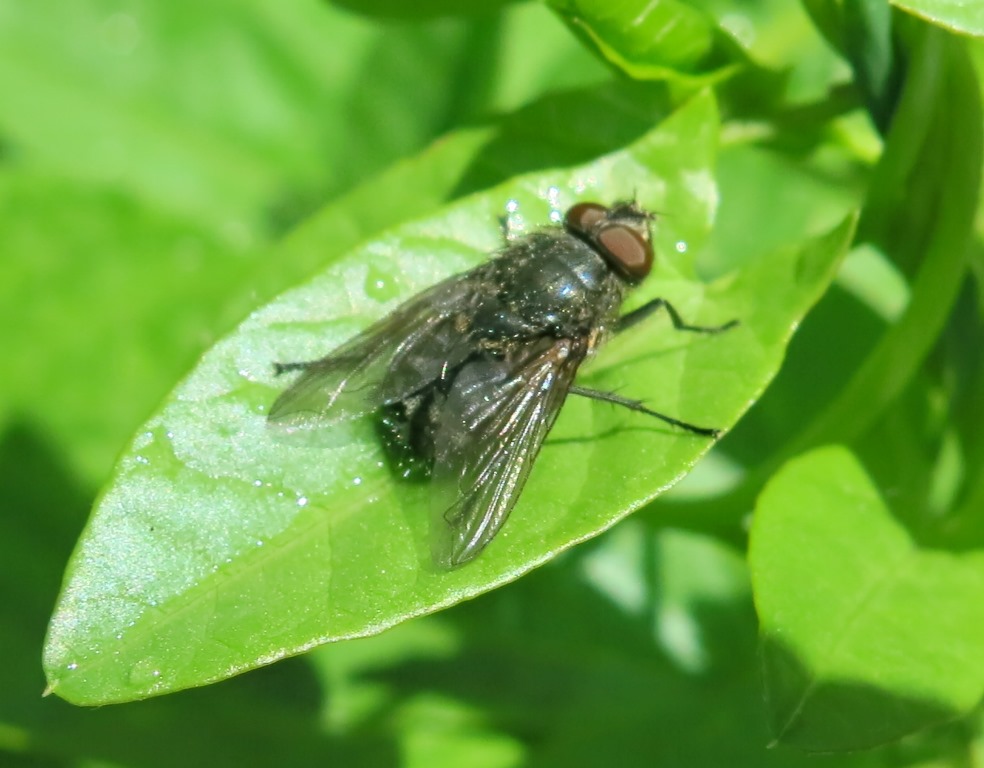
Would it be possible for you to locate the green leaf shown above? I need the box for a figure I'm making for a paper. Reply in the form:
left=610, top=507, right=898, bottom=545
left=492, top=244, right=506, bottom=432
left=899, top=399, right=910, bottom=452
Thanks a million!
left=844, top=0, right=903, bottom=132
left=892, top=0, right=984, bottom=36
left=267, top=78, right=680, bottom=296
left=0, top=173, right=264, bottom=485
left=44, top=91, right=856, bottom=706
left=0, top=1, right=536, bottom=234
left=797, top=26, right=981, bottom=449
left=657, top=24, right=982, bottom=543
left=0, top=1, right=364, bottom=230
left=546, top=0, right=738, bottom=81
left=751, top=445, right=984, bottom=750
left=332, top=0, right=521, bottom=18
left=800, top=0, right=905, bottom=132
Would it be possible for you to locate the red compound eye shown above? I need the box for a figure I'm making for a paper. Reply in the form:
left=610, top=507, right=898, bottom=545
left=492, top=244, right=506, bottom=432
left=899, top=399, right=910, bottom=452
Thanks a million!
left=595, top=223, right=653, bottom=280
left=563, top=202, right=608, bottom=237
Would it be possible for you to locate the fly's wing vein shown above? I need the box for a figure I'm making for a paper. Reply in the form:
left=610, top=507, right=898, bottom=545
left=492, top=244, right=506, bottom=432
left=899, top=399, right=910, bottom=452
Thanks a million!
left=430, top=339, right=586, bottom=568
left=267, top=275, right=476, bottom=429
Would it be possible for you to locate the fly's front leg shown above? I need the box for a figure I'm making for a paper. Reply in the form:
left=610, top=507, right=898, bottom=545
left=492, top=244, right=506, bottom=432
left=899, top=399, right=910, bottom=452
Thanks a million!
left=617, top=298, right=738, bottom=334
left=497, top=214, right=510, bottom=242
left=498, top=208, right=529, bottom=243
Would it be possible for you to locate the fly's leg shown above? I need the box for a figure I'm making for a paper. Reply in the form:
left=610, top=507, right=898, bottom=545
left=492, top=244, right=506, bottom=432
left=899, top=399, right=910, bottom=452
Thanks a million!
left=617, top=298, right=738, bottom=334
left=498, top=211, right=527, bottom=243
left=498, top=215, right=510, bottom=242
left=569, top=385, right=720, bottom=437
left=601, top=298, right=735, bottom=436
left=272, top=361, right=315, bottom=376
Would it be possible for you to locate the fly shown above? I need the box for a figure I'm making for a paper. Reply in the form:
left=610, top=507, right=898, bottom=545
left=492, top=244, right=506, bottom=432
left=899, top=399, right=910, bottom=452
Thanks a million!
left=269, top=201, right=737, bottom=568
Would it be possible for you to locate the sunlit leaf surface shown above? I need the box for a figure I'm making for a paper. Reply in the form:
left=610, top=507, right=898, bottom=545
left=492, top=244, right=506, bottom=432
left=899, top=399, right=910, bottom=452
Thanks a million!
left=892, top=0, right=984, bottom=36
left=751, top=445, right=984, bottom=750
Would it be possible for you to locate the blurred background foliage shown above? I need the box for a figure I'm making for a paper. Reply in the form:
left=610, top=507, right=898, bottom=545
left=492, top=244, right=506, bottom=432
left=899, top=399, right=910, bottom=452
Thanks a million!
left=4, top=0, right=984, bottom=764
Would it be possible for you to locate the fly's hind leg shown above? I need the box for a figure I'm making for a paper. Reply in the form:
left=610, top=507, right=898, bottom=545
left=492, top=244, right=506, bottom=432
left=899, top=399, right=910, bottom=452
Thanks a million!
left=272, top=360, right=316, bottom=376
left=618, top=298, right=738, bottom=335
left=591, top=299, right=735, bottom=437
left=569, top=385, right=720, bottom=438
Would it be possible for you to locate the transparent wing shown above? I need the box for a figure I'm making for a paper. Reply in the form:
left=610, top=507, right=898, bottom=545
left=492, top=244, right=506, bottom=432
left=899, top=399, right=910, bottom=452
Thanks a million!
left=430, top=338, right=587, bottom=568
left=267, top=275, right=477, bottom=429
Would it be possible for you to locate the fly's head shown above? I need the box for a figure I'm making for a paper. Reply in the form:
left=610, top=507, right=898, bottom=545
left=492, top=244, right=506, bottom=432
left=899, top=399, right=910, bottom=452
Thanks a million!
left=563, top=201, right=654, bottom=284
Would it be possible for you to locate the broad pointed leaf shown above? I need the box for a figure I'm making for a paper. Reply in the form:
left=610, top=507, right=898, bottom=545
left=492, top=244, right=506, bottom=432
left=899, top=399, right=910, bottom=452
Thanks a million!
left=44, top=92, right=856, bottom=705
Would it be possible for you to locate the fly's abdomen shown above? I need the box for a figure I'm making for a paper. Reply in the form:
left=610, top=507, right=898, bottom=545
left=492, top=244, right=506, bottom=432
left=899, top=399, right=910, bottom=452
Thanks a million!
left=376, top=394, right=437, bottom=482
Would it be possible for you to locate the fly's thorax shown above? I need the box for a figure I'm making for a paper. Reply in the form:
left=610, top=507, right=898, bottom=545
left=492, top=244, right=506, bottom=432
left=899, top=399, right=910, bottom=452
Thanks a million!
left=476, top=230, right=629, bottom=340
